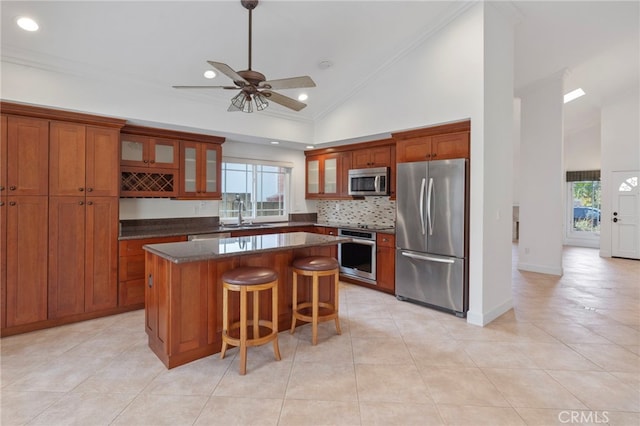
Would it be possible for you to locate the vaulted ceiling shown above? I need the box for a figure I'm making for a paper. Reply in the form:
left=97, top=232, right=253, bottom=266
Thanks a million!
left=2, top=1, right=638, bottom=144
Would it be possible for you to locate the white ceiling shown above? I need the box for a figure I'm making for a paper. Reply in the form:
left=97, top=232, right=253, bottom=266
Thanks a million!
left=1, top=1, right=638, bottom=142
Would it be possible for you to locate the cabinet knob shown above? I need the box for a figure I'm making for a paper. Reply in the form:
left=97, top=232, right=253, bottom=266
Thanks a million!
left=150, top=160, right=155, bottom=164
left=0, top=201, right=4, bottom=206
left=432, top=153, right=437, bottom=158
left=78, top=187, right=84, bottom=192
left=87, top=187, right=93, bottom=193
left=9, top=185, right=16, bottom=191
left=9, top=201, right=16, bottom=206
left=0, top=185, right=4, bottom=191
left=87, top=201, right=93, bottom=206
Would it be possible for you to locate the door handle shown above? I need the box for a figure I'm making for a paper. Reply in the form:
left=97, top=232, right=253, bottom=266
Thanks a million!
left=427, top=177, right=434, bottom=235
left=401, top=251, right=455, bottom=264
left=419, top=178, right=426, bottom=235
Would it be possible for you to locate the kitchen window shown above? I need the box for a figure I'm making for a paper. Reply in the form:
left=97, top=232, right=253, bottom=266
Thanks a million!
left=220, top=159, right=291, bottom=222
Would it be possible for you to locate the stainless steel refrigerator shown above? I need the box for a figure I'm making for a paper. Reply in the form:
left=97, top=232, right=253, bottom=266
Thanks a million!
left=395, top=159, right=468, bottom=317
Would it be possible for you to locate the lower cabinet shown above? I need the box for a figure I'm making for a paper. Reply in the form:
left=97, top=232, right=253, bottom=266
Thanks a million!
left=5, top=196, right=49, bottom=327
left=118, top=235, right=187, bottom=308
left=376, top=233, right=396, bottom=293
left=48, top=196, right=119, bottom=318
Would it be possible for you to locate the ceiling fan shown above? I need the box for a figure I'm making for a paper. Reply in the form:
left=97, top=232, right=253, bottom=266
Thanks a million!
left=173, top=0, right=316, bottom=113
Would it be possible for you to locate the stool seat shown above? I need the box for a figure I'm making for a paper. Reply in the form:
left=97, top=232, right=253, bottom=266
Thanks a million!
left=291, top=256, right=341, bottom=345
left=222, top=267, right=278, bottom=285
left=221, top=266, right=281, bottom=375
left=293, top=256, right=339, bottom=271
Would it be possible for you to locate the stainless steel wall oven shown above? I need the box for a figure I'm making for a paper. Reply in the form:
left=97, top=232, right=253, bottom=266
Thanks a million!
left=338, top=228, right=376, bottom=283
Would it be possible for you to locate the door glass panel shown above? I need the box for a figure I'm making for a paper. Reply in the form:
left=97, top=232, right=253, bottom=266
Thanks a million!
left=121, top=139, right=143, bottom=162
left=324, top=158, right=337, bottom=193
left=570, top=180, right=601, bottom=233
left=184, top=147, right=196, bottom=192
left=307, top=160, right=319, bottom=194
left=205, top=147, right=217, bottom=192
left=154, top=143, right=174, bottom=164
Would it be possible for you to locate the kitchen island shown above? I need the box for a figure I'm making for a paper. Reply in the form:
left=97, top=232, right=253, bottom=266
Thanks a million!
left=143, top=232, right=349, bottom=368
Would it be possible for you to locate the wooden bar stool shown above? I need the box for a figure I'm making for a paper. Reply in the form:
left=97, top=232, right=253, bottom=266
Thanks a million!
left=290, top=256, right=341, bottom=345
left=220, top=266, right=281, bottom=375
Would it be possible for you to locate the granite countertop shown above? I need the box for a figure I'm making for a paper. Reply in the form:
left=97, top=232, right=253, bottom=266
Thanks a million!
left=119, top=218, right=394, bottom=240
left=143, top=231, right=351, bottom=264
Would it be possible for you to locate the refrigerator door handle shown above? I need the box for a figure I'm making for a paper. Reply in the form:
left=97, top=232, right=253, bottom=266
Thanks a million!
left=427, top=177, right=434, bottom=235
left=419, top=178, right=426, bottom=235
left=401, top=251, right=455, bottom=264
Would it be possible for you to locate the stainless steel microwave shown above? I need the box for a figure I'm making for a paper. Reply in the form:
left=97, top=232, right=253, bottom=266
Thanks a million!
left=348, top=167, right=389, bottom=196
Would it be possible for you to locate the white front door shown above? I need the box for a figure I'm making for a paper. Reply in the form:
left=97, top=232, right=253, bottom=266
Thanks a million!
left=611, top=171, right=640, bottom=259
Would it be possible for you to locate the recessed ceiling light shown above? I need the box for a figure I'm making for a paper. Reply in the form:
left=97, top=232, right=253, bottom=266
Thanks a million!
left=298, top=93, right=308, bottom=102
left=305, top=145, right=314, bottom=149
left=270, top=141, right=279, bottom=145
left=17, top=16, right=39, bottom=32
left=564, top=88, right=585, bottom=104
left=204, top=70, right=216, bottom=79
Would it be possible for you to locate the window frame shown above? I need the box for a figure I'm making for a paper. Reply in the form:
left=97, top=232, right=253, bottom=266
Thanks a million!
left=219, top=159, right=291, bottom=223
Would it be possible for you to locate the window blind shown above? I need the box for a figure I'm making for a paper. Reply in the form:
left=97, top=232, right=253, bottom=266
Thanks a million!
left=566, top=170, right=600, bottom=182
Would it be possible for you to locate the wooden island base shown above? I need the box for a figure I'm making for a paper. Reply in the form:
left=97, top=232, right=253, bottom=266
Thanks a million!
left=145, top=244, right=336, bottom=368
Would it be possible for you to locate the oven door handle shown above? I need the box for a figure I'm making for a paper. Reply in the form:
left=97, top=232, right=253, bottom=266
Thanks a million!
left=346, top=239, right=376, bottom=246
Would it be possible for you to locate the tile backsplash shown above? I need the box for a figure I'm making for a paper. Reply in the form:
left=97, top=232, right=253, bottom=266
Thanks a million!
left=317, top=197, right=396, bottom=227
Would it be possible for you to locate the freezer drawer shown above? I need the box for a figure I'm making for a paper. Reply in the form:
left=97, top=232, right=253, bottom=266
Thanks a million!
left=395, top=249, right=467, bottom=315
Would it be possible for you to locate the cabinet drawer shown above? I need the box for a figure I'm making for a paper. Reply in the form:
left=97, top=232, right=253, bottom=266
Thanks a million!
left=119, top=236, right=187, bottom=256
left=119, top=279, right=145, bottom=307
left=119, top=254, right=145, bottom=281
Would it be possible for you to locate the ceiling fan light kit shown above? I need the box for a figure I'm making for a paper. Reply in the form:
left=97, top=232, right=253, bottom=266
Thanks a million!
left=173, top=0, right=315, bottom=113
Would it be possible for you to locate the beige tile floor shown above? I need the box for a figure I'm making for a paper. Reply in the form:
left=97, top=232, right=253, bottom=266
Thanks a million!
left=1, top=246, right=639, bottom=425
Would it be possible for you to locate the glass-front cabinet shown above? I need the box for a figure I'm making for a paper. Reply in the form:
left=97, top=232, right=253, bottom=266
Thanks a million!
left=305, top=153, right=346, bottom=199
left=120, top=134, right=179, bottom=169
left=179, top=141, right=221, bottom=199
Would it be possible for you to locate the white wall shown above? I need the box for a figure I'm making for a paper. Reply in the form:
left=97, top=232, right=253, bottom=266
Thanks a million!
left=518, top=73, right=565, bottom=275
left=564, top=124, right=601, bottom=171
left=470, top=3, right=515, bottom=326
left=599, top=91, right=640, bottom=257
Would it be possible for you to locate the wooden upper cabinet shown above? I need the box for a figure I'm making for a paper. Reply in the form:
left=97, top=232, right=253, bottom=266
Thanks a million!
left=431, top=132, right=470, bottom=160
left=121, top=134, right=179, bottom=169
left=305, top=152, right=349, bottom=199
left=49, top=122, right=119, bottom=197
left=352, top=146, right=392, bottom=169
left=178, top=141, right=222, bottom=199
left=394, top=121, right=470, bottom=163
left=6, top=116, right=49, bottom=196
left=49, top=121, right=86, bottom=196
left=86, top=126, right=120, bottom=197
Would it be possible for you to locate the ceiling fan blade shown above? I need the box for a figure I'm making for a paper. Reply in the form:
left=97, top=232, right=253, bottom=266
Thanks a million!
left=207, top=61, right=249, bottom=85
left=172, top=85, right=238, bottom=89
left=259, top=76, right=316, bottom=90
left=261, top=90, right=307, bottom=111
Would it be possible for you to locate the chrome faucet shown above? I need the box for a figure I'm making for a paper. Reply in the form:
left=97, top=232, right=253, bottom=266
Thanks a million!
left=235, top=194, right=245, bottom=226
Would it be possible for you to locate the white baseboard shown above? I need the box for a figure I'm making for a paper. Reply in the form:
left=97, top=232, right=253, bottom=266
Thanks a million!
left=466, top=297, right=513, bottom=326
left=517, top=262, right=563, bottom=276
